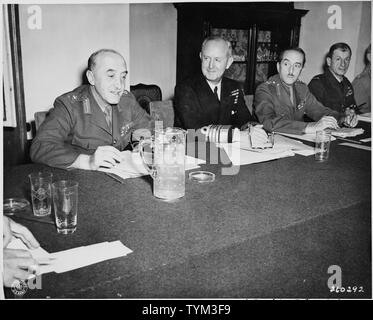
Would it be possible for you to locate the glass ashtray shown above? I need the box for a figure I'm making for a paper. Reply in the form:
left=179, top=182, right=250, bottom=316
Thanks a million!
left=189, top=171, right=215, bottom=183
left=3, top=198, right=30, bottom=215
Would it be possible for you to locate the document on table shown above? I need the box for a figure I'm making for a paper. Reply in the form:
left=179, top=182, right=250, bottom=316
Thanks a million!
left=222, top=133, right=315, bottom=157
left=357, top=112, right=371, bottom=123
left=339, top=143, right=371, bottom=151
left=329, top=127, right=364, bottom=138
left=276, top=132, right=336, bottom=143
left=7, top=238, right=133, bottom=274
left=221, top=143, right=295, bottom=165
left=101, top=151, right=206, bottom=182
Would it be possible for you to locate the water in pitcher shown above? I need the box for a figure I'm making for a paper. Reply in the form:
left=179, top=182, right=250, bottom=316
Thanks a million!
left=153, top=141, right=185, bottom=200
left=154, top=164, right=185, bottom=200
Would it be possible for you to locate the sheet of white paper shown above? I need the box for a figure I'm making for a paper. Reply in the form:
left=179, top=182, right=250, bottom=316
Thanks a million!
left=221, top=143, right=295, bottom=165
left=226, top=133, right=315, bottom=157
left=101, top=151, right=205, bottom=181
left=293, top=149, right=316, bottom=156
left=276, top=132, right=336, bottom=143
left=6, top=238, right=133, bottom=275
left=338, top=143, right=371, bottom=151
left=50, top=241, right=133, bottom=273
left=357, top=113, right=371, bottom=123
left=330, top=127, right=364, bottom=138
left=360, top=137, right=371, bottom=143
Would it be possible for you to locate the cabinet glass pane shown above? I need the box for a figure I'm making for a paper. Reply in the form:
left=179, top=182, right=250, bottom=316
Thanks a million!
left=211, top=28, right=248, bottom=62
left=255, top=63, right=269, bottom=85
left=225, top=63, right=246, bottom=82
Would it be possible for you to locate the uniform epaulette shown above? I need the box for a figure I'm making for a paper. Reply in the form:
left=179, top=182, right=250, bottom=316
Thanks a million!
left=265, top=80, right=277, bottom=85
left=67, top=93, right=91, bottom=114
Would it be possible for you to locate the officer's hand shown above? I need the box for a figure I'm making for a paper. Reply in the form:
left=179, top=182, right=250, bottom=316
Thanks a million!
left=89, top=146, right=122, bottom=170
left=305, top=116, right=339, bottom=134
left=248, top=124, right=270, bottom=146
left=3, top=249, right=39, bottom=287
left=343, top=107, right=358, bottom=128
left=3, top=216, right=40, bottom=249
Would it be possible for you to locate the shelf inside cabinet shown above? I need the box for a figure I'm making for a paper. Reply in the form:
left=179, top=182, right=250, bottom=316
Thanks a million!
left=256, top=61, right=277, bottom=64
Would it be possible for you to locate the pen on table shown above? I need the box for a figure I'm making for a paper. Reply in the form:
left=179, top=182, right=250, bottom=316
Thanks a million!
left=336, top=137, right=363, bottom=144
left=356, top=102, right=367, bottom=110
left=37, top=257, right=57, bottom=265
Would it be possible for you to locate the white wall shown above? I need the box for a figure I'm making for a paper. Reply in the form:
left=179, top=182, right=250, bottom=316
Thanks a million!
left=129, top=3, right=177, bottom=101
left=355, top=1, right=371, bottom=74
left=19, top=4, right=130, bottom=122
left=295, top=1, right=370, bottom=84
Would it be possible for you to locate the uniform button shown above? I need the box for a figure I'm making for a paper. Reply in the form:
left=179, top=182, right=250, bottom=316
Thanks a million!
left=113, top=139, right=117, bottom=144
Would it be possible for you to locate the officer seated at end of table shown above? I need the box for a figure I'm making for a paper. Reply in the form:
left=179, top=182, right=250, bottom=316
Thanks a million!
left=253, top=47, right=358, bottom=135
left=2, top=216, right=41, bottom=292
left=308, top=42, right=358, bottom=119
left=30, top=49, right=152, bottom=170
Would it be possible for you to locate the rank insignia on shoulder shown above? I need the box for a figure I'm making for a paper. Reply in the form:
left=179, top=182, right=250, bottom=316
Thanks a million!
left=296, top=100, right=306, bottom=110
left=82, top=97, right=92, bottom=114
left=120, top=121, right=134, bottom=137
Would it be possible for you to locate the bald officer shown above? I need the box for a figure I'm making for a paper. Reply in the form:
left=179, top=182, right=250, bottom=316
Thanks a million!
left=30, top=49, right=151, bottom=170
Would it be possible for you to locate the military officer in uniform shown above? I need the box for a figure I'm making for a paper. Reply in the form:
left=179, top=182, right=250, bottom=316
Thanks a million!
left=174, top=36, right=268, bottom=144
left=308, top=43, right=357, bottom=116
left=254, top=47, right=357, bottom=135
left=352, top=44, right=371, bottom=114
left=30, top=49, right=151, bottom=170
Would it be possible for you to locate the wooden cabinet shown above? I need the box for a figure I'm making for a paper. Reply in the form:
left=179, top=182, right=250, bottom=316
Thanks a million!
left=175, top=2, right=308, bottom=94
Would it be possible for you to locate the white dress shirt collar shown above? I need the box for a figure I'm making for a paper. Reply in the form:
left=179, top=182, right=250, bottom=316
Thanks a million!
left=206, top=80, right=222, bottom=100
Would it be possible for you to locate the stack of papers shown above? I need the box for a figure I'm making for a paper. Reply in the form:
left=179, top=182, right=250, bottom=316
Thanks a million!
left=276, top=132, right=336, bottom=143
left=219, top=133, right=313, bottom=165
left=221, top=143, right=295, bottom=166
left=357, top=112, right=371, bottom=123
left=100, top=151, right=206, bottom=181
left=7, top=238, right=132, bottom=274
left=329, top=127, right=364, bottom=138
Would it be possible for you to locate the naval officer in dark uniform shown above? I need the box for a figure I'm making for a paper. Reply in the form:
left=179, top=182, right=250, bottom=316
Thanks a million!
left=30, top=49, right=151, bottom=170
left=254, top=47, right=357, bottom=135
left=174, top=36, right=268, bottom=144
left=308, top=43, right=357, bottom=116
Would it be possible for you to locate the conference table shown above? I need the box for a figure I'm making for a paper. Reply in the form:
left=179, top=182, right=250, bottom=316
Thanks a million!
left=3, top=129, right=371, bottom=299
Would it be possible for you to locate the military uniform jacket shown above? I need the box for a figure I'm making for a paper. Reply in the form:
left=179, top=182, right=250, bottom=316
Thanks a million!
left=174, top=74, right=256, bottom=129
left=30, top=85, right=151, bottom=169
left=308, top=68, right=356, bottom=113
left=352, top=66, right=371, bottom=114
left=254, top=74, right=340, bottom=134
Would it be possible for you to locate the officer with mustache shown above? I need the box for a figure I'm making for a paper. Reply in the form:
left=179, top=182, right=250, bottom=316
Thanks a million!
left=254, top=47, right=356, bottom=135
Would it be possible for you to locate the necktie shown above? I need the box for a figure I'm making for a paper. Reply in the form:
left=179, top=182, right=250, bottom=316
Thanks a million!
left=214, top=86, right=220, bottom=102
left=104, top=105, right=112, bottom=132
left=289, top=86, right=294, bottom=106
left=339, top=81, right=344, bottom=93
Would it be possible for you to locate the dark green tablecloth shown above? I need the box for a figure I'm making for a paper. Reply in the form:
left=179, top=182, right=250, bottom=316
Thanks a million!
left=3, top=139, right=371, bottom=298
